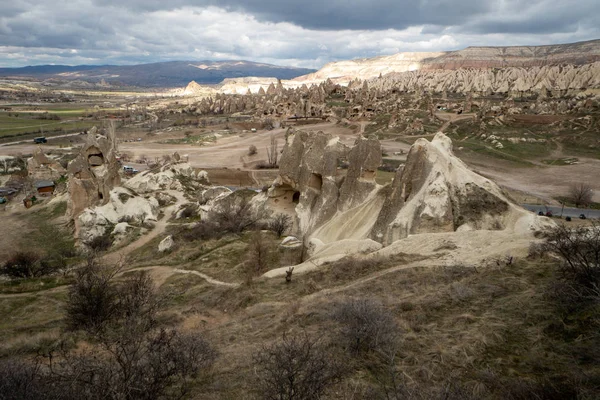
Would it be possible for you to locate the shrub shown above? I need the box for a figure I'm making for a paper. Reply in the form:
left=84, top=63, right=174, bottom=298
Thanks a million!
left=248, top=144, right=257, bottom=156
left=60, top=258, right=217, bottom=399
left=87, top=229, right=114, bottom=252
left=543, top=223, right=600, bottom=297
left=0, top=252, right=55, bottom=279
left=64, top=259, right=121, bottom=333
left=208, top=194, right=269, bottom=234
left=253, top=333, right=343, bottom=400
left=179, top=204, right=199, bottom=219
left=269, top=213, right=293, bottom=238
left=331, top=297, right=398, bottom=354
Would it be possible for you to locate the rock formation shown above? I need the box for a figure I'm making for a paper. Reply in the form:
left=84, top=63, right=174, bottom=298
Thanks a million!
left=76, top=187, right=159, bottom=245
left=125, top=162, right=208, bottom=194
left=273, top=131, right=549, bottom=249
left=67, top=126, right=121, bottom=224
left=27, top=147, right=66, bottom=180
left=371, top=133, right=513, bottom=245
left=270, top=129, right=381, bottom=236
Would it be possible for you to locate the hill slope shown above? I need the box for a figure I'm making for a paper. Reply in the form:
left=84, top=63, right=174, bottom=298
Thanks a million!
left=292, top=39, right=600, bottom=85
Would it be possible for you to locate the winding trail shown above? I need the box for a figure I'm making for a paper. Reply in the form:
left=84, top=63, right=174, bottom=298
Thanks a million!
left=172, top=269, right=239, bottom=287
left=101, top=189, right=187, bottom=265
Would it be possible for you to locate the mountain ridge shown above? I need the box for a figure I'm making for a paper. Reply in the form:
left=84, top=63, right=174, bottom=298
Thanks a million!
left=0, top=60, right=316, bottom=88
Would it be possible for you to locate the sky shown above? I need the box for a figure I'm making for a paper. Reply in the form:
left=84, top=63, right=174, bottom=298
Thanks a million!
left=1, top=0, right=599, bottom=69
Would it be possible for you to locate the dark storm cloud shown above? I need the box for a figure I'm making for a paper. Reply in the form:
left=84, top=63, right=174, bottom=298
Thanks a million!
left=93, top=0, right=492, bottom=30
left=0, top=0, right=599, bottom=67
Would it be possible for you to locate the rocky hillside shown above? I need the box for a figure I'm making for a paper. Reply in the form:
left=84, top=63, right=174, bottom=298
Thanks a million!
left=293, top=52, right=446, bottom=85
left=423, top=39, right=600, bottom=70
left=370, top=62, right=600, bottom=95
left=291, top=39, right=600, bottom=85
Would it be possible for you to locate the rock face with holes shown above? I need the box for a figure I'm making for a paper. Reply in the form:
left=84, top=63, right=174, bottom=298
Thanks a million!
left=270, top=129, right=380, bottom=236
left=67, top=126, right=121, bottom=228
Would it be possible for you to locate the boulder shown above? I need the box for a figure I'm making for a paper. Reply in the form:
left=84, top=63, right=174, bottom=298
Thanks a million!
left=158, top=235, right=174, bottom=252
left=77, top=187, right=159, bottom=246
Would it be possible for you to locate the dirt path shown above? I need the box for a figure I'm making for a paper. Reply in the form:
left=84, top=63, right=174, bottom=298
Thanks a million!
left=172, top=268, right=240, bottom=287
left=102, top=190, right=187, bottom=265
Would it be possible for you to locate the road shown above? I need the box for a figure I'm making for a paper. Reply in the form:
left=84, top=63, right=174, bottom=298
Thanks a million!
left=0, top=132, right=82, bottom=146
left=522, top=204, right=600, bottom=219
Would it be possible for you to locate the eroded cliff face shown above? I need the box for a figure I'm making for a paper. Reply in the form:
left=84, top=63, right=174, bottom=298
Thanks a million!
left=273, top=131, right=542, bottom=247
left=270, top=129, right=381, bottom=236
left=369, top=62, right=600, bottom=96
left=67, top=126, right=121, bottom=224
left=370, top=133, right=511, bottom=245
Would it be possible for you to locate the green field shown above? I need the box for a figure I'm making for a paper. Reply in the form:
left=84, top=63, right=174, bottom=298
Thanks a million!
left=0, top=104, right=122, bottom=138
left=0, top=113, right=98, bottom=137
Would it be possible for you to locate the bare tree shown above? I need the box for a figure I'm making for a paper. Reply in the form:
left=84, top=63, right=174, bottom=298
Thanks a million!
left=269, top=213, right=293, bottom=238
left=209, top=193, right=270, bottom=233
left=246, top=231, right=274, bottom=279
left=47, top=328, right=217, bottom=400
left=65, top=258, right=122, bottom=333
left=266, top=134, right=278, bottom=168
left=543, top=222, right=600, bottom=309
left=59, top=259, right=217, bottom=399
left=263, top=117, right=275, bottom=130
left=253, top=333, right=343, bottom=400
left=569, top=183, right=594, bottom=208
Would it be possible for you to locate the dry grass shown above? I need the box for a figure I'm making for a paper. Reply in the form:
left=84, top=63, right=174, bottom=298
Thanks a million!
left=1, top=229, right=598, bottom=399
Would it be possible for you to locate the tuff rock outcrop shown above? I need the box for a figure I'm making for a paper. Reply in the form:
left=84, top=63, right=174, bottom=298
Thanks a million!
left=370, top=133, right=513, bottom=245
left=67, top=126, right=121, bottom=225
left=269, top=129, right=381, bottom=235
left=76, top=187, right=159, bottom=245
left=27, top=147, right=66, bottom=180
left=273, top=131, right=550, bottom=249
left=125, top=162, right=208, bottom=194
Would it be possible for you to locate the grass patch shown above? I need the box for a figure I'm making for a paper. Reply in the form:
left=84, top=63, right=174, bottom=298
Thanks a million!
left=0, top=276, right=73, bottom=295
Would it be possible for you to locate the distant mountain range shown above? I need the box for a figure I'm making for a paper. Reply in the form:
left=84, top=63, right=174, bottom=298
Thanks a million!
left=0, top=60, right=316, bottom=88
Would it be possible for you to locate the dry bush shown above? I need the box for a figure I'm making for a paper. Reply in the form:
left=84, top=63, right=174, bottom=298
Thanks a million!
left=253, top=333, right=343, bottom=400
left=543, top=222, right=600, bottom=310
left=245, top=231, right=276, bottom=280
left=179, top=203, right=199, bottom=219
left=47, top=329, right=217, bottom=400
left=0, top=358, right=61, bottom=400
left=208, top=194, right=270, bottom=234
left=0, top=252, right=50, bottom=279
left=248, top=144, right=257, bottom=156
left=331, top=297, right=398, bottom=355
left=87, top=232, right=114, bottom=252
left=59, top=258, right=217, bottom=399
left=65, top=259, right=122, bottom=333
left=269, top=213, right=293, bottom=238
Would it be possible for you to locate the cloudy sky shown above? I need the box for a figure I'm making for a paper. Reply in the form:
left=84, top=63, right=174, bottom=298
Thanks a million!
left=1, top=0, right=599, bottom=68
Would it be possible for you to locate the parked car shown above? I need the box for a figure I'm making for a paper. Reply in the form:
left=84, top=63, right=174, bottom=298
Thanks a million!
left=33, top=137, right=47, bottom=144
